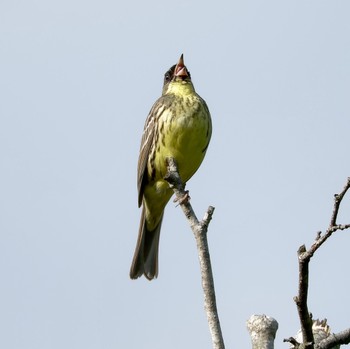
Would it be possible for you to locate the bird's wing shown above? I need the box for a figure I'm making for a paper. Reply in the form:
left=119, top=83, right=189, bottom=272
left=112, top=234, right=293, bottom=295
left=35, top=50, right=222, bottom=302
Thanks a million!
left=137, top=97, right=166, bottom=207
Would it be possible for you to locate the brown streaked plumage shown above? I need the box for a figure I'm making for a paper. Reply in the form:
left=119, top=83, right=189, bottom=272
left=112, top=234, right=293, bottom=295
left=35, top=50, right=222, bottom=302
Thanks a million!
left=130, top=54, right=212, bottom=280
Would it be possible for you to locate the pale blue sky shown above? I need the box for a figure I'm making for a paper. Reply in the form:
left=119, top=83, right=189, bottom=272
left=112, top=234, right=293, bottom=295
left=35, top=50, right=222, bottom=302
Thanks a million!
left=1, top=1, right=350, bottom=348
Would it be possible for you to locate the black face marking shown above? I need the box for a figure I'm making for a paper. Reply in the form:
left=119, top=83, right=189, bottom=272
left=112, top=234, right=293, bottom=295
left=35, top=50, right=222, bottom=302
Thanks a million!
left=163, top=64, right=192, bottom=86
left=164, top=65, right=176, bottom=85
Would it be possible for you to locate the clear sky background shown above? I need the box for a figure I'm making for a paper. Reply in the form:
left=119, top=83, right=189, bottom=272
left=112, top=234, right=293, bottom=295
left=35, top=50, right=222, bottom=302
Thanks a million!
left=1, top=1, right=349, bottom=348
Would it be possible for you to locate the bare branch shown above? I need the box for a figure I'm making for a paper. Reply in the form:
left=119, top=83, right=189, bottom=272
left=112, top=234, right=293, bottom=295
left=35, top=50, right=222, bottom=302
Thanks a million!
left=165, top=157, right=224, bottom=349
left=293, top=178, right=350, bottom=349
left=283, top=337, right=302, bottom=348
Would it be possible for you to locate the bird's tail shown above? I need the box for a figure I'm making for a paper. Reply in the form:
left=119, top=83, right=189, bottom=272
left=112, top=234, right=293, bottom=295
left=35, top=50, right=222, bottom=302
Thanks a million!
left=129, top=207, right=164, bottom=280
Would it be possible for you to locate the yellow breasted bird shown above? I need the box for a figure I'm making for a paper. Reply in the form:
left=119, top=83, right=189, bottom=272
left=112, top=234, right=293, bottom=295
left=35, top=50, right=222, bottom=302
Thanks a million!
left=130, top=54, right=212, bottom=280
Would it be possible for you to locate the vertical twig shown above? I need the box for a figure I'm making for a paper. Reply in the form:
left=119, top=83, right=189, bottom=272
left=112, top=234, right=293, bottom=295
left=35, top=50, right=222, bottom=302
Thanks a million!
left=294, top=245, right=314, bottom=348
left=165, top=157, right=224, bottom=349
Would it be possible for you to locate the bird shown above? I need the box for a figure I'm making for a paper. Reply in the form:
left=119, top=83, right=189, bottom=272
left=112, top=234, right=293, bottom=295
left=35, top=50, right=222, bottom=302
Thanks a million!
left=130, top=54, right=212, bottom=280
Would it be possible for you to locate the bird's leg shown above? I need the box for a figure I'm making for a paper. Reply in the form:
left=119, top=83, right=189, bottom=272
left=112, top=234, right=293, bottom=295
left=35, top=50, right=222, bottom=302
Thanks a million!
left=173, top=190, right=191, bottom=206
left=164, top=157, right=191, bottom=205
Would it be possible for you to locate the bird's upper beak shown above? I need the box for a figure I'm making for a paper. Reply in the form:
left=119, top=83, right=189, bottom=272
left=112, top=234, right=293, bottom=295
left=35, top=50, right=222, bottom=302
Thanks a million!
left=174, top=54, right=189, bottom=77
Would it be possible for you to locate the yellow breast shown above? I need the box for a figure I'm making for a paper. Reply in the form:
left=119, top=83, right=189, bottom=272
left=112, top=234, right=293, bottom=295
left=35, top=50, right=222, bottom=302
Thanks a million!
left=153, top=94, right=211, bottom=182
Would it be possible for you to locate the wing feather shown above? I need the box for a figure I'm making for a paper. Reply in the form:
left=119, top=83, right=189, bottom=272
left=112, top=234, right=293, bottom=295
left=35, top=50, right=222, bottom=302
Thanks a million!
left=137, top=99, right=166, bottom=207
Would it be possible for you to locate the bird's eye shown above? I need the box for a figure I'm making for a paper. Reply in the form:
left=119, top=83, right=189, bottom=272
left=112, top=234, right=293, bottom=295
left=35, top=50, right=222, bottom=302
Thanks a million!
left=164, top=73, right=171, bottom=82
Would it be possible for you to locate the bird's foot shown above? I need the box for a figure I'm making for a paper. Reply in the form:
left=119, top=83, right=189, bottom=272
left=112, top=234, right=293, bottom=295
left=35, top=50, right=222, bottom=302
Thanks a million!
left=173, top=190, right=190, bottom=206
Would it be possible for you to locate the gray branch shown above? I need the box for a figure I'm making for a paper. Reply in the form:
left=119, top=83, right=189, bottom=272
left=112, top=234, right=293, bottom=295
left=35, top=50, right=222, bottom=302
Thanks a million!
left=316, top=328, right=350, bottom=349
left=164, top=157, right=224, bottom=349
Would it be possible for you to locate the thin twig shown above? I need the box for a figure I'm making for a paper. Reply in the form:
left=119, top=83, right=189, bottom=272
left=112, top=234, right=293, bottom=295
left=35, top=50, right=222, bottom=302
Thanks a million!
left=303, top=177, right=350, bottom=259
left=283, top=337, right=301, bottom=348
left=165, top=157, right=224, bottom=349
left=330, top=177, right=350, bottom=227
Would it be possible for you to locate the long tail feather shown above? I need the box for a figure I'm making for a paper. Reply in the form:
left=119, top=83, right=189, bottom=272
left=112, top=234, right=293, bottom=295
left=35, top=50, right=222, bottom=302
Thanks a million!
left=130, top=207, right=164, bottom=280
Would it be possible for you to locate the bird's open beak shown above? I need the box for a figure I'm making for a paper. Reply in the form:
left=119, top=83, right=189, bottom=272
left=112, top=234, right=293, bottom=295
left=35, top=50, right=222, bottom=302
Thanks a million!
left=174, top=54, right=189, bottom=77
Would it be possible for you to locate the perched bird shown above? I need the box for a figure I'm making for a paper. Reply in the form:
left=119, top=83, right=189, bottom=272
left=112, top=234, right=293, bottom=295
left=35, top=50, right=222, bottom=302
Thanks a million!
left=130, top=54, right=212, bottom=280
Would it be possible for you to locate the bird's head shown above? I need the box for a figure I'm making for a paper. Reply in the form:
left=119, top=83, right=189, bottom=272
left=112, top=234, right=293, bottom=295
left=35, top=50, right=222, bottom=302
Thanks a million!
left=162, top=54, right=195, bottom=96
